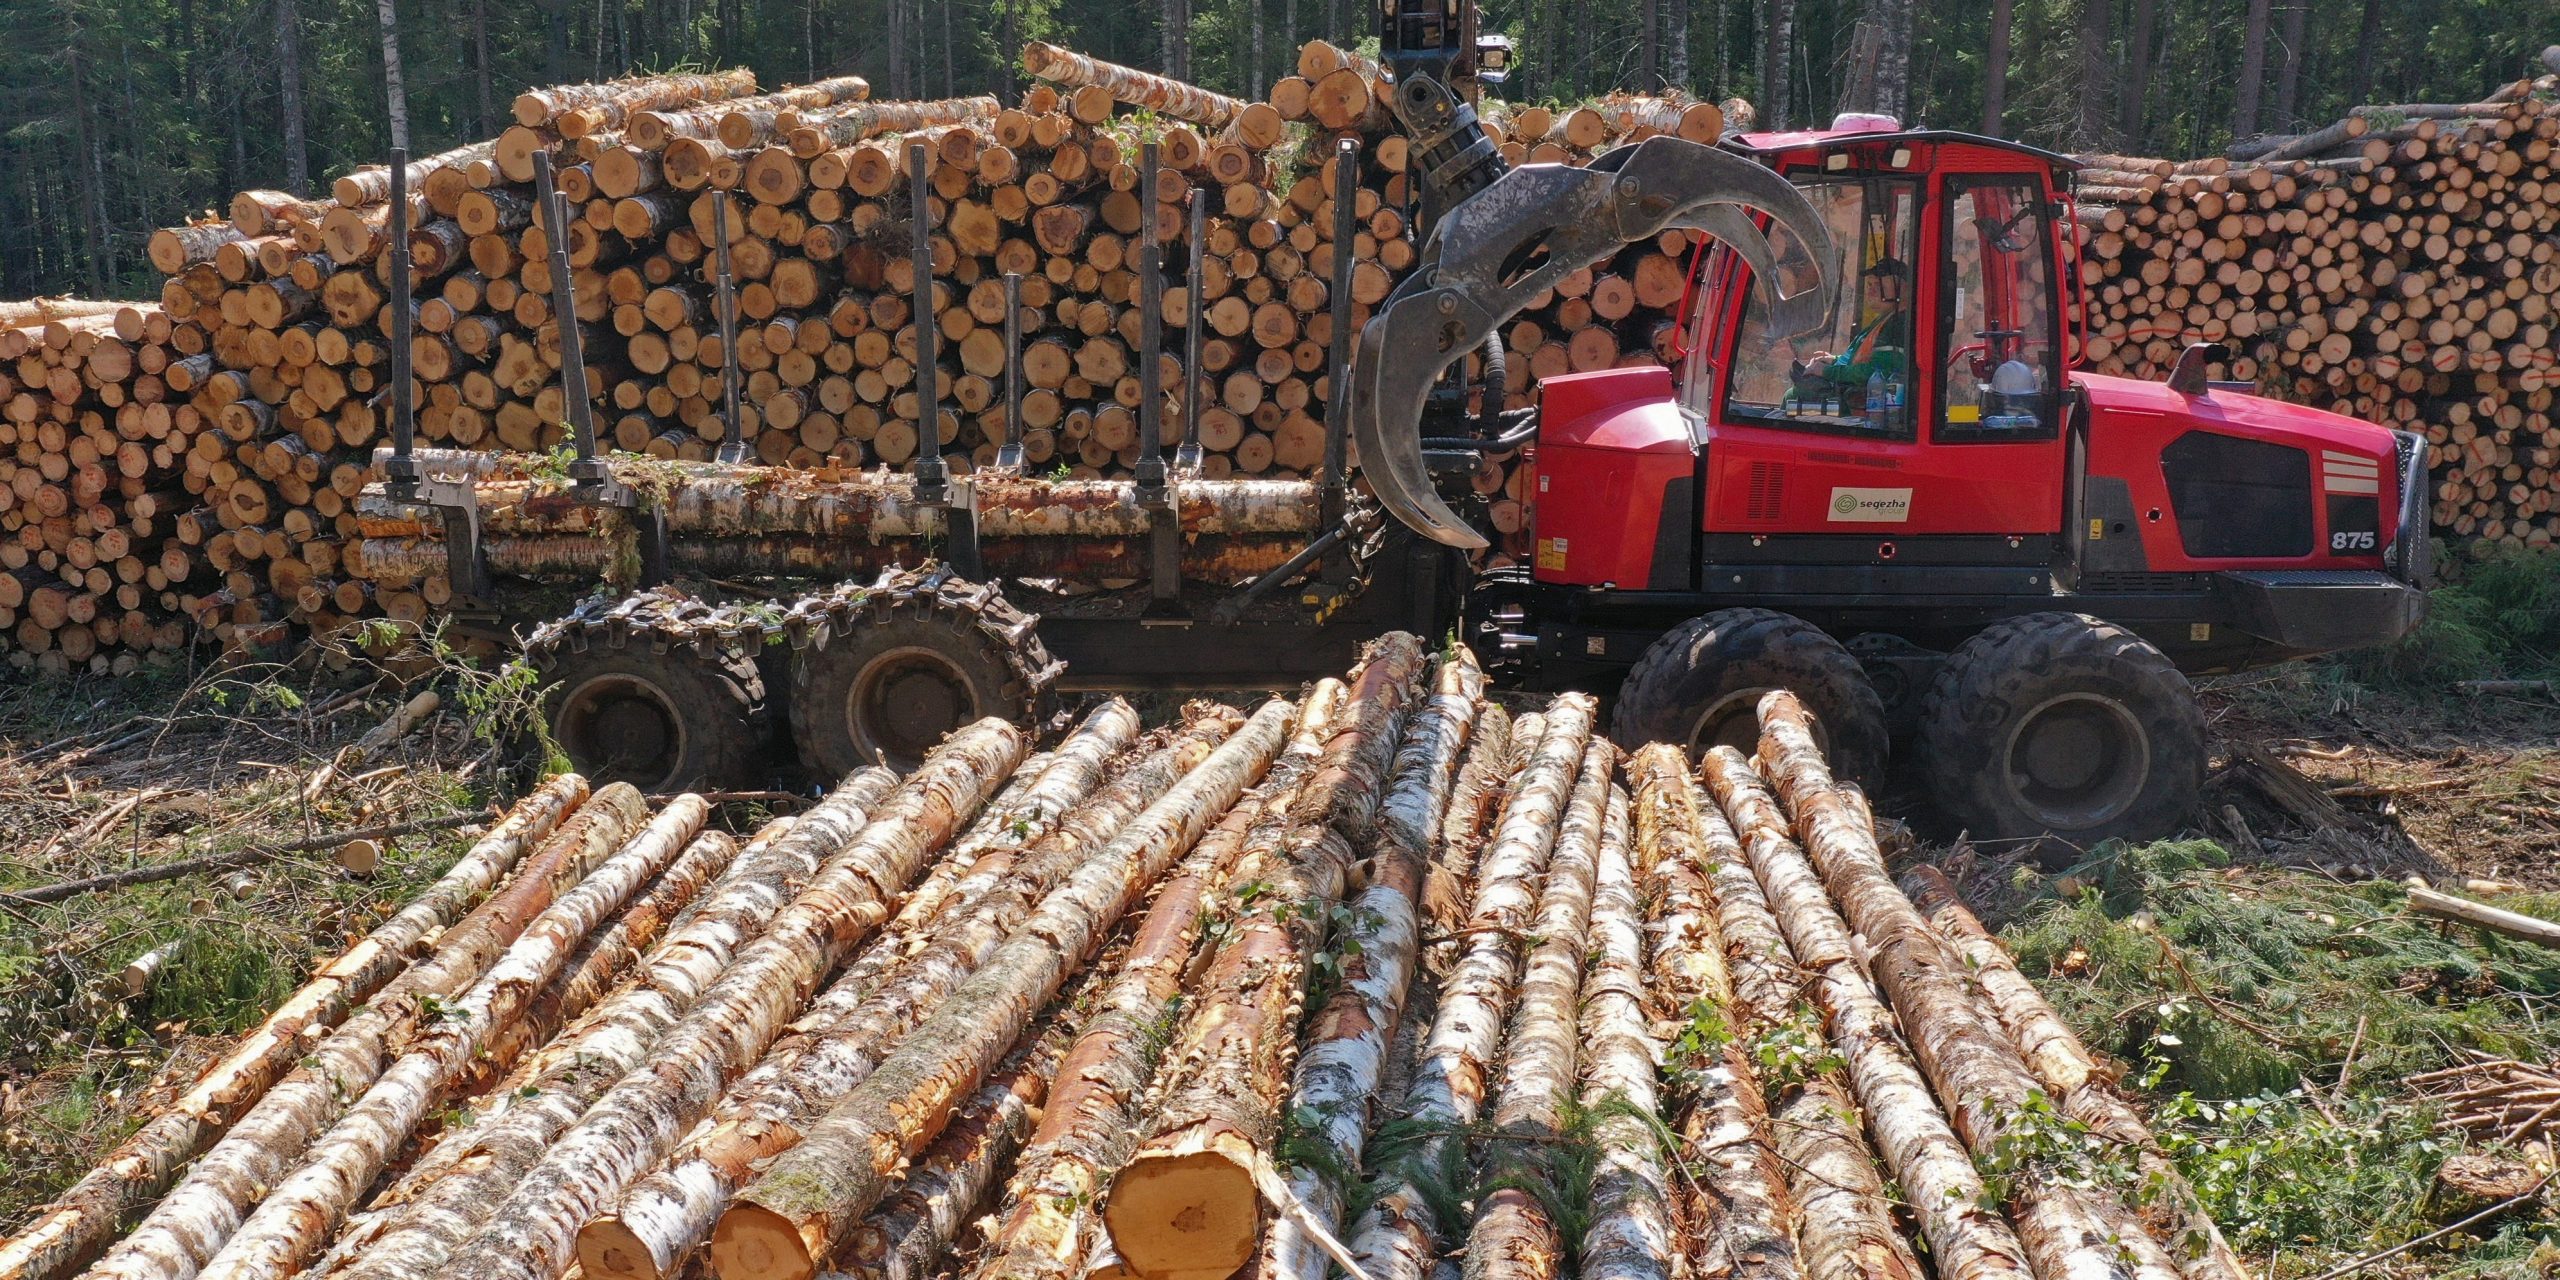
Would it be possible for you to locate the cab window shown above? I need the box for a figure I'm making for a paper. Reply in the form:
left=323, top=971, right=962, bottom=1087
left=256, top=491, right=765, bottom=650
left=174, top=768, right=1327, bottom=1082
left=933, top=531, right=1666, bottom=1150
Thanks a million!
left=1938, top=177, right=2061, bottom=442
left=1719, top=177, right=1920, bottom=437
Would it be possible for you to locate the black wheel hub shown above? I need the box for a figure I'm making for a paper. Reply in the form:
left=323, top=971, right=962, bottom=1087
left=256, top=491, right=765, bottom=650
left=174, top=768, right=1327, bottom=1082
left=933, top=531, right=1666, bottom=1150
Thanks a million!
left=555, top=674, right=686, bottom=789
left=2002, top=693, right=2150, bottom=831
left=849, top=646, right=979, bottom=764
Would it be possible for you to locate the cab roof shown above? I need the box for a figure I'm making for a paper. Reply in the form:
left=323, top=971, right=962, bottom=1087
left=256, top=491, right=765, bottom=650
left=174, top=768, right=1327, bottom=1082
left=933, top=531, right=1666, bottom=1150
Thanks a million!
left=1728, top=127, right=2081, bottom=175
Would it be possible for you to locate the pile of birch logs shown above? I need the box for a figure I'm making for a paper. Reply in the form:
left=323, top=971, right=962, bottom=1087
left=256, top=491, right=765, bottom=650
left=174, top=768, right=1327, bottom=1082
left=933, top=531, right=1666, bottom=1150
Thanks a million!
left=0, top=46, right=1715, bottom=668
left=0, top=638, right=2247, bottom=1280
left=2071, top=71, right=2560, bottom=548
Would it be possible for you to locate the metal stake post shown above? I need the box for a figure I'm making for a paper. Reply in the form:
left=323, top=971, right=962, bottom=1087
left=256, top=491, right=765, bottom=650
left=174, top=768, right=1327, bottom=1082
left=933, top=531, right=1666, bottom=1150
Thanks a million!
left=995, top=272, right=1026, bottom=470
left=1320, top=137, right=1359, bottom=533
left=1134, top=143, right=1181, bottom=610
left=907, top=141, right=978, bottom=576
left=1174, top=190, right=1207, bottom=471
left=383, top=150, right=490, bottom=600
left=710, top=192, right=747, bottom=463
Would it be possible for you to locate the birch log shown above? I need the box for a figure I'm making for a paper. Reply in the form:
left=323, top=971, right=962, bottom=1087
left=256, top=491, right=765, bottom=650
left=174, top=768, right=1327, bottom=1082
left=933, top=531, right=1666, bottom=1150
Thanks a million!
left=1760, top=692, right=2176, bottom=1280
left=316, top=819, right=803, bottom=1280
left=1346, top=695, right=1596, bottom=1280
left=970, top=684, right=1348, bottom=1280
left=1623, top=745, right=1798, bottom=1280
left=1460, top=735, right=1615, bottom=1280
left=0, top=777, right=587, bottom=1280
left=1697, top=748, right=1922, bottom=1280
left=707, top=698, right=1298, bottom=1280
left=1260, top=650, right=1484, bottom=1280
left=74, top=781, right=639, bottom=1280
left=1903, top=867, right=2250, bottom=1280
left=191, top=793, right=706, bottom=1280
left=1417, top=702, right=1512, bottom=941
left=452, top=734, right=1028, bottom=1280
left=580, top=707, right=1218, bottom=1280
left=1577, top=787, right=1674, bottom=1280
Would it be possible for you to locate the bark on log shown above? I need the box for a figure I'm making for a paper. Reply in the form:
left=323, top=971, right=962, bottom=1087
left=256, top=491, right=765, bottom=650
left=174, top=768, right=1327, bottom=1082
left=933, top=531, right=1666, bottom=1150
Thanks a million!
left=706, top=698, right=1298, bottom=1280
left=1100, top=634, right=1426, bottom=1280
left=450, top=736, right=1027, bottom=1280
left=1758, top=692, right=2176, bottom=1280
left=0, top=777, right=588, bottom=1280
left=1460, top=735, right=1615, bottom=1280
left=1020, top=44, right=1245, bottom=129
left=1576, top=786, right=1673, bottom=1280
left=1904, top=867, right=2251, bottom=1280
left=514, top=70, right=760, bottom=132
left=970, top=685, right=1348, bottom=1280
left=1345, top=695, right=1597, bottom=1280
left=2407, top=885, right=2560, bottom=950
left=314, top=816, right=810, bottom=1280
left=1696, top=748, right=1921, bottom=1280
left=579, top=706, right=1199, bottom=1280
left=1706, top=743, right=2032, bottom=1280
left=1260, top=650, right=1483, bottom=1280
left=1622, top=745, right=1797, bottom=1280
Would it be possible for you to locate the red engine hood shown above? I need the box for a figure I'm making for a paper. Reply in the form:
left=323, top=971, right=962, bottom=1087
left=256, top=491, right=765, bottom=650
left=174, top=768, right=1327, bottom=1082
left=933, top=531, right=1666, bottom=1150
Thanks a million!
left=2073, top=372, right=2399, bottom=457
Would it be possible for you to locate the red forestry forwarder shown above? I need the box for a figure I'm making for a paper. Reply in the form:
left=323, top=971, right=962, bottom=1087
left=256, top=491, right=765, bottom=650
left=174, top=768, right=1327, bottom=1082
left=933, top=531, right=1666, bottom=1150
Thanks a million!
left=365, top=1, right=2430, bottom=850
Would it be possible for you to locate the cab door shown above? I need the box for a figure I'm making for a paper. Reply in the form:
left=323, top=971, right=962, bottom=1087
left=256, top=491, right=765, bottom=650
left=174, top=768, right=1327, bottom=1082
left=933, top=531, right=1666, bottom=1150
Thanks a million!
left=1686, top=157, right=2068, bottom=540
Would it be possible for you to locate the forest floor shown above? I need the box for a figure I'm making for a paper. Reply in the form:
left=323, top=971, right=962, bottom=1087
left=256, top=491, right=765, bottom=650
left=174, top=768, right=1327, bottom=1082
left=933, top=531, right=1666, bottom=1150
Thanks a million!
left=0, top=561, right=2551, bottom=1277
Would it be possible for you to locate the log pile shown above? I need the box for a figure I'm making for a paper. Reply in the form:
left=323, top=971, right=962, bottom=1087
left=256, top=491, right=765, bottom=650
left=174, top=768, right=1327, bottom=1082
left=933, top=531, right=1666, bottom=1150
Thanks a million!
left=0, top=651, right=2251, bottom=1280
left=0, top=46, right=1730, bottom=667
left=2071, top=72, right=2560, bottom=547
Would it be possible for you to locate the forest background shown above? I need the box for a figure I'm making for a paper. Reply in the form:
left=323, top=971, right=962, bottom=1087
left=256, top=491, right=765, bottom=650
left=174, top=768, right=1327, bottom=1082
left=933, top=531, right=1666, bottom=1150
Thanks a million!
left=2, top=0, right=2555, bottom=298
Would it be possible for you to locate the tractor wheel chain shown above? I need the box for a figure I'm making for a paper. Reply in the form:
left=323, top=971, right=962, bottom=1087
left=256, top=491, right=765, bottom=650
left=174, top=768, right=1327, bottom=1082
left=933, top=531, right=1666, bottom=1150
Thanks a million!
left=522, top=586, right=772, bottom=703
left=780, top=566, right=1067, bottom=727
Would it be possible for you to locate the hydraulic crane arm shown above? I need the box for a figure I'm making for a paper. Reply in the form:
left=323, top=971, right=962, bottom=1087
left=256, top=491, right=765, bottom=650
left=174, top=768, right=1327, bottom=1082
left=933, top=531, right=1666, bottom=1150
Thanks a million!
left=1349, top=132, right=1840, bottom=548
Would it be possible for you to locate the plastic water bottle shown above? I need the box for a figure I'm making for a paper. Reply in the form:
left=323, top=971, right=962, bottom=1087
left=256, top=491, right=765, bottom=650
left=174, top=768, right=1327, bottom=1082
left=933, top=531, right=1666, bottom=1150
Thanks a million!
left=1823, top=386, right=1842, bottom=417
left=1865, top=371, right=1886, bottom=429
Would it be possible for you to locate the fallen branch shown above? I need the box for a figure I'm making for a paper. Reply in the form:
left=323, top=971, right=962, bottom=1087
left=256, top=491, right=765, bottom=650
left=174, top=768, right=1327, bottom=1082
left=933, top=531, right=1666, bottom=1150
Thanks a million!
left=2407, top=885, right=2560, bottom=950
left=4, top=809, right=496, bottom=905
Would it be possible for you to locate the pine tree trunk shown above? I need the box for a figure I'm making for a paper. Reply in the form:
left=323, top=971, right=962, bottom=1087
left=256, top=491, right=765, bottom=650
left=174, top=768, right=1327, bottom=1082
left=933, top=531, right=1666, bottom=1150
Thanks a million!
left=190, top=794, right=701, bottom=1280
left=1346, top=696, right=1594, bottom=1280
left=2348, top=0, right=2382, bottom=105
left=1982, top=0, right=2012, bottom=135
left=373, top=0, right=410, bottom=150
left=1100, top=636, right=1425, bottom=1280
left=1459, top=737, right=1614, bottom=1280
left=315, top=818, right=821, bottom=1280
left=1757, top=695, right=2181, bottom=1280
left=580, top=708, right=1211, bottom=1280
left=2118, top=0, right=2155, bottom=142
left=1575, top=787, right=1673, bottom=1280
left=447, top=735, right=1029, bottom=1280
left=1695, top=748, right=1923, bottom=1280
left=2075, top=0, right=2112, bottom=146
left=1260, top=652, right=1485, bottom=1280
left=707, top=699, right=1299, bottom=1280
left=75, top=783, right=645, bottom=1280
left=2232, top=0, right=2270, bottom=138
left=2271, top=0, right=2306, bottom=128
left=1623, top=746, right=1797, bottom=1280
left=273, top=0, right=308, bottom=194
left=1664, top=0, right=1687, bottom=89
left=1903, top=868, right=2250, bottom=1280
left=0, top=778, right=589, bottom=1280
left=971, top=687, right=1349, bottom=1280
left=1763, top=0, right=1794, bottom=131
left=1708, top=741, right=2032, bottom=1280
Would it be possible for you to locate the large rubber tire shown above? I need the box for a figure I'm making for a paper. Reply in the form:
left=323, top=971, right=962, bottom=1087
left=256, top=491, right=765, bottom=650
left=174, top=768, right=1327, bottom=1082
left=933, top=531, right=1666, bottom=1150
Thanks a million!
left=787, top=576, right=1059, bottom=776
left=540, top=645, right=767, bottom=792
left=1917, top=612, right=2204, bottom=858
left=1612, top=608, right=1890, bottom=787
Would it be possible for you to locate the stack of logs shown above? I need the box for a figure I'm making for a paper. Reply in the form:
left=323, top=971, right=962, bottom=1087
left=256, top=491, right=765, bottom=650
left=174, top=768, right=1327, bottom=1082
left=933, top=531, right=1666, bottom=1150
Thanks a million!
left=2071, top=71, right=2560, bottom=547
left=0, top=46, right=1726, bottom=668
left=0, top=640, right=2249, bottom=1280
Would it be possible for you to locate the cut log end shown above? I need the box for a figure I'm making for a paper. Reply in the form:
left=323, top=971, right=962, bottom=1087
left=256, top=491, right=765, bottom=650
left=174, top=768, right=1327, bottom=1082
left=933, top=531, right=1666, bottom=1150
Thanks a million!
left=1100, top=1147, right=1261, bottom=1280
left=708, top=1203, right=820, bottom=1280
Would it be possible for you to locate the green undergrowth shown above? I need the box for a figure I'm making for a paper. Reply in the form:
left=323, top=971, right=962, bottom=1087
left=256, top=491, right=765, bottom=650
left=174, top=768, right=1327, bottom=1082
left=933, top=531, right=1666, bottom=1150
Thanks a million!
left=1995, top=839, right=2560, bottom=1272
left=2341, top=543, right=2560, bottom=690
